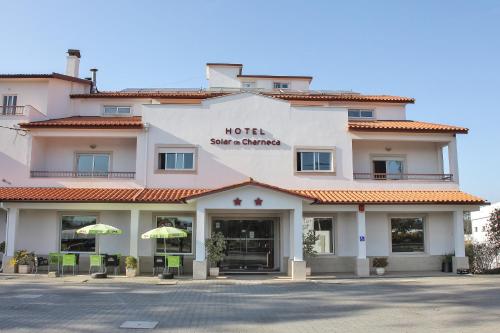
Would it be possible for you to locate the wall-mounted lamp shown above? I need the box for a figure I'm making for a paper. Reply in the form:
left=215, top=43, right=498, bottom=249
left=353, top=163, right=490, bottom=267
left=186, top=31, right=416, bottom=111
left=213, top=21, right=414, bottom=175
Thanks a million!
left=385, top=146, right=392, bottom=152
left=89, top=144, right=97, bottom=149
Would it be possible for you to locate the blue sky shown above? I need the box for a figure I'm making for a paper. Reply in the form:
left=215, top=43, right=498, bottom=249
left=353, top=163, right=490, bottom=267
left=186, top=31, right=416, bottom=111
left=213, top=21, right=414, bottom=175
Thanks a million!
left=2, top=0, right=499, bottom=202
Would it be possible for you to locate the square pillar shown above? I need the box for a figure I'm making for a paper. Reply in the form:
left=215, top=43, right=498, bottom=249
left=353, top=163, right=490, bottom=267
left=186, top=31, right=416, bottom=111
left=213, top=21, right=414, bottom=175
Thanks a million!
left=448, top=137, right=460, bottom=183
left=355, top=205, right=369, bottom=277
left=289, top=206, right=306, bottom=280
left=453, top=209, right=469, bottom=272
left=3, top=208, right=19, bottom=273
left=130, top=209, right=140, bottom=273
left=193, top=207, right=207, bottom=280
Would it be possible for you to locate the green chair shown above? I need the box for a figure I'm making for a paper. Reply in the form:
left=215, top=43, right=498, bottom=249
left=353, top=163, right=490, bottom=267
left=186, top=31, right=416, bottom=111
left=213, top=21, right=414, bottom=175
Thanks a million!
left=89, top=254, right=103, bottom=274
left=167, top=256, right=182, bottom=277
left=48, top=253, right=62, bottom=273
left=61, top=254, right=77, bottom=276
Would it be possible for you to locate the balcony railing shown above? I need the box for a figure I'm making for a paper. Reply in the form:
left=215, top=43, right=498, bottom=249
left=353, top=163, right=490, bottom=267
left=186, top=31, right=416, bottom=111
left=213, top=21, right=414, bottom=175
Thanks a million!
left=30, top=171, right=136, bottom=179
left=0, top=106, right=25, bottom=115
left=353, top=173, right=453, bottom=181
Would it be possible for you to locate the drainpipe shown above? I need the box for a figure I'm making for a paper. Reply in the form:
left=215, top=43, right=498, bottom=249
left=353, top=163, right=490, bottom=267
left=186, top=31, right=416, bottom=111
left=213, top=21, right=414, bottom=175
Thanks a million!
left=0, top=203, right=8, bottom=273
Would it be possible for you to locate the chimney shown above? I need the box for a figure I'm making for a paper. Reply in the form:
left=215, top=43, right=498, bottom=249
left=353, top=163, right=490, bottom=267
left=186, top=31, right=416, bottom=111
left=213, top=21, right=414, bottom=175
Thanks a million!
left=65, top=49, right=81, bottom=77
left=90, top=68, right=98, bottom=93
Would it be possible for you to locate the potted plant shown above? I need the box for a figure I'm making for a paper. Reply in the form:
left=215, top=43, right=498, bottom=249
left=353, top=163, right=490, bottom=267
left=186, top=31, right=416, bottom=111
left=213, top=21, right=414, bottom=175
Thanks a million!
left=373, top=257, right=388, bottom=276
left=442, top=253, right=453, bottom=273
left=303, top=230, right=319, bottom=276
left=205, top=232, right=226, bottom=277
left=125, top=256, right=138, bottom=277
left=11, top=250, right=35, bottom=274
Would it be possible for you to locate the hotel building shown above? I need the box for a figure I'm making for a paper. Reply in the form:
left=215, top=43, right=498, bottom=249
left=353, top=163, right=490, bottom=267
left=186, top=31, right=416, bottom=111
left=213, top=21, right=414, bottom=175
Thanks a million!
left=0, top=50, right=486, bottom=279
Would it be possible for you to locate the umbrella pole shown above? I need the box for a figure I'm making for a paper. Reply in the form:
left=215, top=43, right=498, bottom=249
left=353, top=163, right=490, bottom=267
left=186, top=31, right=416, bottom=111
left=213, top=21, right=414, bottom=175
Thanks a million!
left=163, top=238, right=167, bottom=274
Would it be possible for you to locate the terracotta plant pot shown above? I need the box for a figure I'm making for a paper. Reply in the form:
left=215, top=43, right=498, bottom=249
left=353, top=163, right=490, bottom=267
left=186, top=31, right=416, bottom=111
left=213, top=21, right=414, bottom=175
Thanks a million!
left=209, top=267, right=219, bottom=277
left=18, top=264, right=30, bottom=274
left=375, top=267, right=385, bottom=276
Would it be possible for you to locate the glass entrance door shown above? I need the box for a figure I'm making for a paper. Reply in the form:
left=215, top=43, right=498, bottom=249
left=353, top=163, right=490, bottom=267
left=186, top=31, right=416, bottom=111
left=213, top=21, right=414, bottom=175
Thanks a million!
left=212, top=218, right=276, bottom=271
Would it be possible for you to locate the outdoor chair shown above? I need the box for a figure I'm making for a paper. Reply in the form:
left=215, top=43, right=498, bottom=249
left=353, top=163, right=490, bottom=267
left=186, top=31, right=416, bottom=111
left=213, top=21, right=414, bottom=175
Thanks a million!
left=153, top=255, right=166, bottom=276
left=105, top=255, right=120, bottom=275
left=167, top=256, right=182, bottom=277
left=61, top=254, right=77, bottom=276
left=89, top=254, right=103, bottom=274
left=34, top=256, right=49, bottom=274
left=48, top=253, right=62, bottom=273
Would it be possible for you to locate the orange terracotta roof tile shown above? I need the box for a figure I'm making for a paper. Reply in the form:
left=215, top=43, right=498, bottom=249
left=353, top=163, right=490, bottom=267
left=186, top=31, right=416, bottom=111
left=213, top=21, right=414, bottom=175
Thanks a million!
left=0, top=73, right=91, bottom=85
left=348, top=120, right=468, bottom=134
left=70, top=91, right=414, bottom=104
left=182, top=178, right=316, bottom=201
left=0, top=187, right=486, bottom=205
left=20, top=116, right=143, bottom=129
left=293, top=190, right=485, bottom=205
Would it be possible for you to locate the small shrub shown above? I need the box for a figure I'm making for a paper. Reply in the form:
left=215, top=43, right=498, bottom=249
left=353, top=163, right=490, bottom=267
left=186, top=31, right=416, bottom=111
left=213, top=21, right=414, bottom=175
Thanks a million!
left=468, top=242, right=497, bottom=273
left=303, top=230, right=319, bottom=259
left=372, top=257, right=388, bottom=268
left=125, top=256, right=137, bottom=269
left=205, top=232, right=226, bottom=266
left=11, top=250, right=35, bottom=266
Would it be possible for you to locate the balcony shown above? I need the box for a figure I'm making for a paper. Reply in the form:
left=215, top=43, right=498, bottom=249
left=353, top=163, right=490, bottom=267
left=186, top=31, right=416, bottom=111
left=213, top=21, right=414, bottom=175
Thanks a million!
left=30, top=171, right=135, bottom=179
left=353, top=173, right=453, bottom=181
left=1, top=105, right=26, bottom=115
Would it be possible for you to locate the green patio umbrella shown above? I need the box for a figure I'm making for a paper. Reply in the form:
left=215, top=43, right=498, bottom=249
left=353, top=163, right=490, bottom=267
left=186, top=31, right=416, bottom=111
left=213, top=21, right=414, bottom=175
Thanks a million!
left=141, top=226, right=187, bottom=273
left=76, top=223, right=122, bottom=254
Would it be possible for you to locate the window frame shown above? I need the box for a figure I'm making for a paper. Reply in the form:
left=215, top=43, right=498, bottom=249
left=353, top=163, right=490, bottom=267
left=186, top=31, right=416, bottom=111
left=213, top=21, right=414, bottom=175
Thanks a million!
left=242, top=81, right=256, bottom=89
left=348, top=108, right=375, bottom=119
left=74, top=151, right=112, bottom=177
left=59, top=212, right=99, bottom=254
left=154, top=144, right=198, bottom=174
left=294, top=147, right=336, bottom=175
left=273, top=82, right=290, bottom=89
left=370, top=154, right=406, bottom=180
left=153, top=213, right=195, bottom=255
left=102, top=105, right=132, bottom=116
left=389, top=215, right=427, bottom=255
left=2, top=94, right=18, bottom=115
left=303, top=215, right=336, bottom=255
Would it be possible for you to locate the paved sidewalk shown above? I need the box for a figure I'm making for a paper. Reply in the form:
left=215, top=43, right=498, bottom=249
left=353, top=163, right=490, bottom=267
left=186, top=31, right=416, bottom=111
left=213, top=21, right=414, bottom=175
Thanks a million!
left=0, top=274, right=499, bottom=332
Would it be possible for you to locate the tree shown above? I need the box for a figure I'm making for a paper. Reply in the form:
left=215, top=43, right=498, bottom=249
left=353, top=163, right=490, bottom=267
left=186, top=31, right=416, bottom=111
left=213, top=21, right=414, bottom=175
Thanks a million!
left=486, top=208, right=500, bottom=251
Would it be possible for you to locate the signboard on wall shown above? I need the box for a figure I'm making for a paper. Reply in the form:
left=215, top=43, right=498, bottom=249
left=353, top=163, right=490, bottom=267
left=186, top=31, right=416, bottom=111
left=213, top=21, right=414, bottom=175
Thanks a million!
left=210, top=128, right=281, bottom=146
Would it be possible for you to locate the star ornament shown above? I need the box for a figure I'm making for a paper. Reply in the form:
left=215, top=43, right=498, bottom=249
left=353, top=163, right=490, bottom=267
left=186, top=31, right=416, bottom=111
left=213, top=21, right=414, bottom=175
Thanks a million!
left=233, top=198, right=242, bottom=206
left=254, top=198, right=263, bottom=206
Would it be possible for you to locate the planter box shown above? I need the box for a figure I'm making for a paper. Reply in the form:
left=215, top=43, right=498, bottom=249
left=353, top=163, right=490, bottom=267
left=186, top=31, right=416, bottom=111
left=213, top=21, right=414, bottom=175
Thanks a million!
left=18, top=265, right=30, bottom=274
left=209, top=267, right=219, bottom=277
left=126, top=268, right=137, bottom=277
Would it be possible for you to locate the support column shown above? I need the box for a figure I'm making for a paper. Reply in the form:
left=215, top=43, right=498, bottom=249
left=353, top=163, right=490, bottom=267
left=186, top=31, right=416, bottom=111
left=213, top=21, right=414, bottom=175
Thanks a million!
left=289, top=206, right=306, bottom=281
left=130, top=209, right=140, bottom=273
left=453, top=209, right=468, bottom=272
left=193, top=207, right=207, bottom=280
left=448, top=137, right=460, bottom=183
left=355, top=205, right=369, bottom=277
left=3, top=208, right=19, bottom=273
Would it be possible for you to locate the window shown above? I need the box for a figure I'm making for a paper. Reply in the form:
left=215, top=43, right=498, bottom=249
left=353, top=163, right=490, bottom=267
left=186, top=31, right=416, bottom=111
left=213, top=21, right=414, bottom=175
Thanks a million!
left=76, top=153, right=110, bottom=177
left=391, top=217, right=424, bottom=253
left=348, top=109, right=374, bottom=119
left=2, top=95, right=17, bottom=115
left=482, top=226, right=487, bottom=232
left=61, top=215, right=96, bottom=252
left=372, top=159, right=404, bottom=179
left=273, top=82, right=289, bottom=89
left=156, top=146, right=197, bottom=172
left=296, top=150, right=334, bottom=172
left=156, top=216, right=193, bottom=254
left=242, top=82, right=256, bottom=88
left=103, top=106, right=131, bottom=115
left=474, top=227, right=478, bottom=232
left=304, top=217, right=334, bottom=254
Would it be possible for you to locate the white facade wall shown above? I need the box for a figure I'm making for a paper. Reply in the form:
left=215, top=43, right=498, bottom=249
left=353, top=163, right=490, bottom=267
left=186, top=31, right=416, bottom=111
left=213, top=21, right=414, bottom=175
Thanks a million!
left=206, top=65, right=242, bottom=89
left=472, top=202, right=500, bottom=243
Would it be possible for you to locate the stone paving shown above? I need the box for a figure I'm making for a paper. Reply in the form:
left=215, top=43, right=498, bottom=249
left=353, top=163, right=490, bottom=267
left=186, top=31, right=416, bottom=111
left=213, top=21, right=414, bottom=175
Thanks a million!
left=0, top=274, right=499, bottom=332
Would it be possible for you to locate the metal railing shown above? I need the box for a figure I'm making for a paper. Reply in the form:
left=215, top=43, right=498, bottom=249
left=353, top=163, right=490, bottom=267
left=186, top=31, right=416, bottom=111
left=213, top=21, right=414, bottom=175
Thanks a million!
left=30, top=171, right=136, bottom=179
left=353, top=173, right=453, bottom=181
left=0, top=106, right=25, bottom=115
